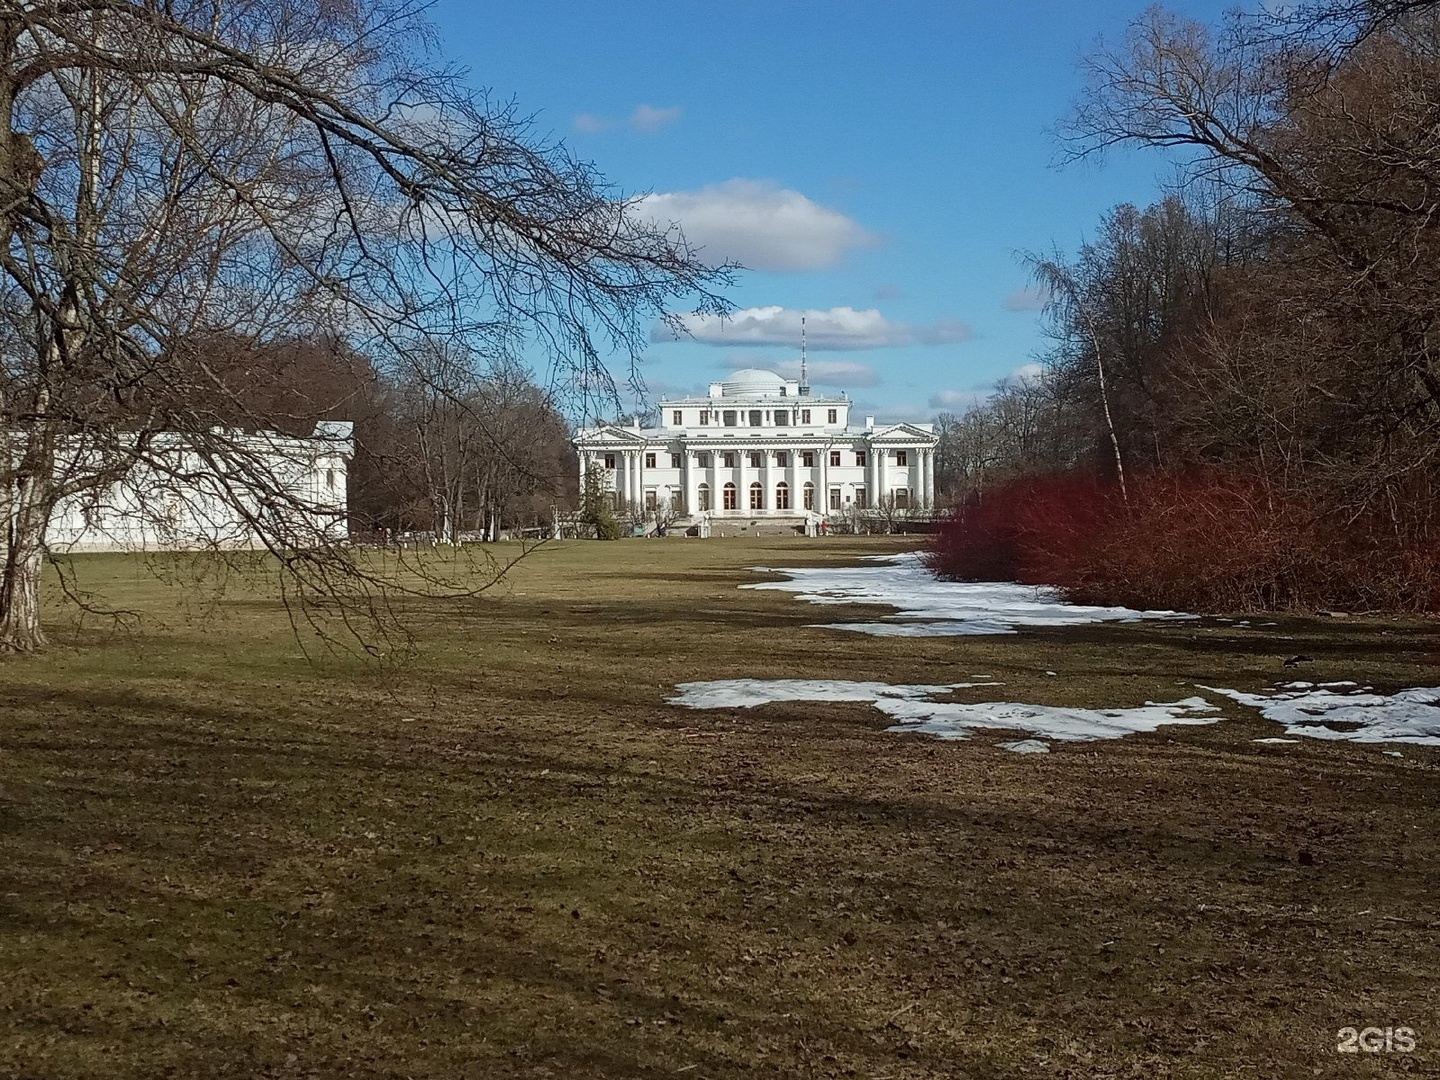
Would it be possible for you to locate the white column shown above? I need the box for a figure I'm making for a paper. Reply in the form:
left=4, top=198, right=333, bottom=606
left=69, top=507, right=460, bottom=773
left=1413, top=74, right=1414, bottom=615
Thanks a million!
left=818, top=445, right=829, bottom=513
left=685, top=448, right=698, bottom=515
left=709, top=450, right=720, bottom=513
left=878, top=448, right=888, bottom=505
left=924, top=448, right=936, bottom=508
left=737, top=449, right=748, bottom=515
left=788, top=451, right=799, bottom=513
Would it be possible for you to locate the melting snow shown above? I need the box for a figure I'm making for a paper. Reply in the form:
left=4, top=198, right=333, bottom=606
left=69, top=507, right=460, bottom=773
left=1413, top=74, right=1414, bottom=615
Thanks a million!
left=669, top=679, right=1221, bottom=749
left=1203, top=682, right=1440, bottom=746
left=744, top=553, right=1193, bottom=637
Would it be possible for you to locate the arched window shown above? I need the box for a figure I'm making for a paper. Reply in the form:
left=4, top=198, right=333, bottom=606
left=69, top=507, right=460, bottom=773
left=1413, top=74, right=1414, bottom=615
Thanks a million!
left=723, top=482, right=738, bottom=510
left=749, top=481, right=764, bottom=510
left=698, top=483, right=711, bottom=511
left=775, top=482, right=791, bottom=510
left=802, top=482, right=815, bottom=510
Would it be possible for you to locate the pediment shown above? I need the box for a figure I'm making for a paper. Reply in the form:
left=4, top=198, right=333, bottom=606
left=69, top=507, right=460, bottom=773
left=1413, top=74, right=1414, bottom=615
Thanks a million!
left=869, top=422, right=938, bottom=443
left=577, top=425, right=648, bottom=445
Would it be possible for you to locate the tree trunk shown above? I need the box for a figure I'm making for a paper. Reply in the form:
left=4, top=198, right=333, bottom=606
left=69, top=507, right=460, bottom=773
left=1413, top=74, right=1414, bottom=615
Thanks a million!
left=0, top=480, right=48, bottom=652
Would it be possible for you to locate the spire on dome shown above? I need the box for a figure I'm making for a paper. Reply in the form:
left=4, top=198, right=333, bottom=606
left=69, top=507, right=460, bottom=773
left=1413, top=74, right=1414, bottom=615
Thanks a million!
left=799, top=315, right=811, bottom=396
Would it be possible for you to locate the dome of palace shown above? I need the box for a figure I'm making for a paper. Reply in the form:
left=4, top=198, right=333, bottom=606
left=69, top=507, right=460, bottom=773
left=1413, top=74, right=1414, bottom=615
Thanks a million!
left=718, top=368, right=788, bottom=399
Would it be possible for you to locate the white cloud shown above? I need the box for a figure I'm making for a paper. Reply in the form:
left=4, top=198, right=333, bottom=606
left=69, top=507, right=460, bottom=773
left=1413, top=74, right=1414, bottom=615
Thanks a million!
left=928, top=388, right=983, bottom=410
left=772, top=359, right=878, bottom=387
left=637, top=180, right=875, bottom=272
left=1004, top=285, right=1050, bottom=312
left=1009, top=361, right=1045, bottom=385
left=572, top=112, right=615, bottom=134
left=656, top=305, right=972, bottom=350
left=630, top=103, right=681, bottom=133
left=928, top=363, right=1047, bottom=411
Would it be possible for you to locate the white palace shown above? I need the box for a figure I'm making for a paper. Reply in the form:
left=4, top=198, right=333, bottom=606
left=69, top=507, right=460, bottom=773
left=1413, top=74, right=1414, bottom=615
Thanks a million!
left=574, top=369, right=938, bottom=526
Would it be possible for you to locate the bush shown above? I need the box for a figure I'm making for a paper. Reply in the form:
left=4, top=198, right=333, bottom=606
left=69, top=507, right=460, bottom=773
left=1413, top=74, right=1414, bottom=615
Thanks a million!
left=927, top=469, right=1440, bottom=614
left=925, top=473, right=1110, bottom=586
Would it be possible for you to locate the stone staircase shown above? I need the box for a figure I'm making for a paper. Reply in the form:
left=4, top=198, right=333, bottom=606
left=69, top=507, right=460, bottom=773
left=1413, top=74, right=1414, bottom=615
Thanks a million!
left=690, top=514, right=812, bottom=538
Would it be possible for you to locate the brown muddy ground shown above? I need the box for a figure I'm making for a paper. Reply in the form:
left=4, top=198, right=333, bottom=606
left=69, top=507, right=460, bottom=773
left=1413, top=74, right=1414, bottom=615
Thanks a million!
left=1, top=538, right=1436, bottom=1078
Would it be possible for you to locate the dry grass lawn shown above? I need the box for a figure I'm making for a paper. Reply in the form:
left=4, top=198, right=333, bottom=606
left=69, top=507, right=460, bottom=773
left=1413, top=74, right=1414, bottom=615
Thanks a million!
left=1, top=536, right=1438, bottom=1078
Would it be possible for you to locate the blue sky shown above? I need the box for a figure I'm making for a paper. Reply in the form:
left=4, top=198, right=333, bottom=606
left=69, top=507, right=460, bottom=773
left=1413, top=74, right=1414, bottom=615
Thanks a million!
left=429, top=0, right=1234, bottom=421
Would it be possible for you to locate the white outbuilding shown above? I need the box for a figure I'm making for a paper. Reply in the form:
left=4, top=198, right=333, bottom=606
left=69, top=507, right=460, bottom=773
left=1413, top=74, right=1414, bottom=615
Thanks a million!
left=573, top=369, right=938, bottom=527
left=44, top=421, right=353, bottom=553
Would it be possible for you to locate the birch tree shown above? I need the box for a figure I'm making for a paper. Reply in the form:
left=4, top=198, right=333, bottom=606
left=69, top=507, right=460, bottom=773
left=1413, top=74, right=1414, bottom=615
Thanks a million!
left=0, top=0, right=727, bottom=651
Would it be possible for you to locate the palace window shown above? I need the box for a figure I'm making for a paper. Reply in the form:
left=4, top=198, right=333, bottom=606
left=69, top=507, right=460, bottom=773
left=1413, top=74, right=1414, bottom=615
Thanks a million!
left=722, top=451, right=737, bottom=468
left=855, top=451, right=867, bottom=467
left=829, top=450, right=841, bottom=467
left=855, top=487, right=869, bottom=509
left=723, top=482, right=738, bottom=510
left=699, top=410, right=710, bottom=426
left=827, top=409, right=838, bottom=423
left=671, top=453, right=683, bottom=468
left=326, top=469, right=337, bottom=491
left=604, top=453, right=615, bottom=469
left=775, top=451, right=789, bottom=467
left=698, top=452, right=712, bottom=468
left=723, top=410, right=737, bottom=427
left=748, top=451, right=764, bottom=469
left=749, top=409, right=763, bottom=427
left=749, top=482, right=764, bottom=510
left=774, top=411, right=789, bottom=426
left=803, top=482, right=815, bottom=510
left=896, top=450, right=908, bottom=467
left=801, top=409, right=811, bottom=424
left=779, top=386, right=787, bottom=396
left=828, top=487, right=842, bottom=510
left=698, top=483, right=711, bottom=511
left=895, top=487, right=911, bottom=509
left=645, top=490, right=657, bottom=510
left=672, top=410, right=683, bottom=425
left=644, top=452, right=656, bottom=468
left=775, top=482, right=791, bottom=510
left=801, top=450, right=815, bottom=468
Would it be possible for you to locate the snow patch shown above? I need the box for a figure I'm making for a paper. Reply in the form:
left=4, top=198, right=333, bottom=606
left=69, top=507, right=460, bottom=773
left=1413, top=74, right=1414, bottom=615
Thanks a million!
left=669, top=679, right=1221, bottom=747
left=998, top=740, right=1051, bottom=754
left=744, top=552, right=1193, bottom=637
left=1203, top=683, right=1440, bottom=746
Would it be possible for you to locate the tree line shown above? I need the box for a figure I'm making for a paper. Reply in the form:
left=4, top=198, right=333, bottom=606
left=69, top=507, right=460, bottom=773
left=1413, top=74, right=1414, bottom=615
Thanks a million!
left=930, top=1, right=1440, bottom=613
left=201, top=334, right=577, bottom=542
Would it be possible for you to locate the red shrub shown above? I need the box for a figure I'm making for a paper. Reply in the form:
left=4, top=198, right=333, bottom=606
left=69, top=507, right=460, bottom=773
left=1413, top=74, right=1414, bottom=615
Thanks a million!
left=929, top=468, right=1440, bottom=614
left=926, top=473, right=1110, bottom=586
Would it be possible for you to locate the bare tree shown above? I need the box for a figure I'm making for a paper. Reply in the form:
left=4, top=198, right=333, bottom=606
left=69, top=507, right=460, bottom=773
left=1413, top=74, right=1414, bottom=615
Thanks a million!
left=1024, top=252, right=1129, bottom=502
left=648, top=493, right=686, bottom=536
left=0, top=1, right=729, bottom=651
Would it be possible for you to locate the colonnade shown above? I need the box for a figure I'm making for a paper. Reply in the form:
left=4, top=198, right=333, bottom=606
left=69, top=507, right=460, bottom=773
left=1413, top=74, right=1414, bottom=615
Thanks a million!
left=578, top=445, right=938, bottom=512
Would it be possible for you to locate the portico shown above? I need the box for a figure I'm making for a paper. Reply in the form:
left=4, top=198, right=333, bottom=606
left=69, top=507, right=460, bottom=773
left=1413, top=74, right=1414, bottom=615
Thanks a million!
left=573, top=369, right=939, bottom=520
